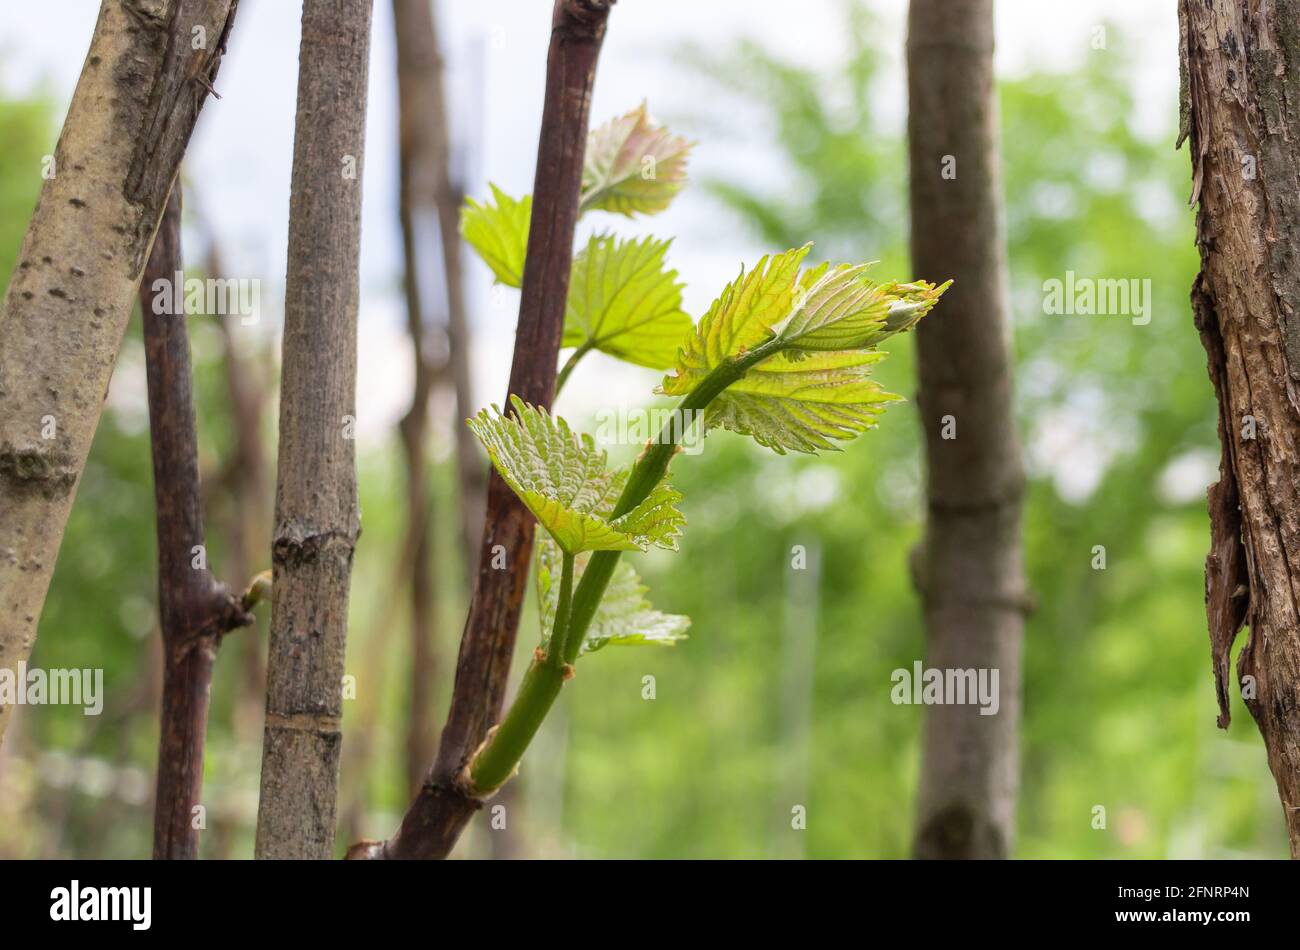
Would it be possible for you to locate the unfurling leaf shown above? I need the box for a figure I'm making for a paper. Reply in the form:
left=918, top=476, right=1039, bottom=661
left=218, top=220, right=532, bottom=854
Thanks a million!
left=770, top=268, right=949, bottom=356
left=467, top=396, right=685, bottom=554
left=771, top=262, right=894, bottom=351
left=659, top=246, right=949, bottom=454
left=581, top=103, right=693, bottom=217
left=565, top=234, right=693, bottom=370
left=460, top=184, right=531, bottom=287
left=611, top=481, right=687, bottom=553
left=537, top=538, right=690, bottom=656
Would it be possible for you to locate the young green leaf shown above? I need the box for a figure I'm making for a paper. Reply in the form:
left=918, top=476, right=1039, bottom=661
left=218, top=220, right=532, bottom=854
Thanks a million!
left=467, top=396, right=685, bottom=554
left=565, top=234, right=693, bottom=370
left=688, top=349, right=901, bottom=454
left=460, top=184, right=531, bottom=287
left=770, top=261, right=893, bottom=351
left=871, top=280, right=952, bottom=341
left=659, top=248, right=949, bottom=454
left=581, top=103, right=693, bottom=217
left=537, top=539, right=690, bottom=656
left=610, top=481, right=688, bottom=552
left=674, top=245, right=811, bottom=373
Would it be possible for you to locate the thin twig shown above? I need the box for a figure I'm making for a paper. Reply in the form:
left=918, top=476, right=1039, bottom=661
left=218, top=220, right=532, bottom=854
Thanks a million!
left=141, top=183, right=252, bottom=860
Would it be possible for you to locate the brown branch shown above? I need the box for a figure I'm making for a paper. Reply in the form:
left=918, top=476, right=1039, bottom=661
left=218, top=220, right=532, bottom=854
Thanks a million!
left=186, top=193, right=273, bottom=767
left=0, top=0, right=240, bottom=749
left=254, top=0, right=373, bottom=860
left=354, top=0, right=616, bottom=860
left=140, top=184, right=251, bottom=860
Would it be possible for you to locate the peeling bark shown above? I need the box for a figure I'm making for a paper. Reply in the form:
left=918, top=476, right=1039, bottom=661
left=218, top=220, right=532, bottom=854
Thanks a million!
left=907, top=0, right=1028, bottom=860
left=1181, top=0, right=1300, bottom=857
left=0, top=0, right=239, bottom=747
left=254, top=0, right=373, bottom=860
left=355, top=0, right=615, bottom=861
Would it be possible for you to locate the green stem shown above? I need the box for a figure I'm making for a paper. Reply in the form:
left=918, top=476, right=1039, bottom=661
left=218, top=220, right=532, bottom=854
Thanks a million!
left=466, top=659, right=564, bottom=794
left=465, top=337, right=786, bottom=792
left=555, top=342, right=594, bottom=395
left=550, top=551, right=576, bottom=664
left=467, top=551, right=573, bottom=795
left=465, top=342, right=587, bottom=797
left=563, top=338, right=783, bottom=663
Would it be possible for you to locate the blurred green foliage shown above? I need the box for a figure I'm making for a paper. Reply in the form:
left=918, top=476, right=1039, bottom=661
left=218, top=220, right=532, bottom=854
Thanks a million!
left=0, top=3, right=1284, bottom=859
left=549, top=5, right=1283, bottom=858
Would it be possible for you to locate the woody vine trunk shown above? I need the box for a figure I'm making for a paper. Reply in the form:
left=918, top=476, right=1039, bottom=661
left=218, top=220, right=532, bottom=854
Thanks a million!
left=254, top=0, right=373, bottom=860
left=357, top=0, right=616, bottom=861
left=0, top=0, right=239, bottom=748
left=140, top=185, right=251, bottom=860
left=1181, top=0, right=1300, bottom=857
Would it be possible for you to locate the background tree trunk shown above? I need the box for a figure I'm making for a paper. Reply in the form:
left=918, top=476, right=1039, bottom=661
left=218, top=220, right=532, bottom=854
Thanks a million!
left=403, top=1, right=485, bottom=572
left=254, top=0, right=373, bottom=860
left=1181, top=0, right=1300, bottom=858
left=0, top=0, right=239, bottom=749
left=140, top=184, right=251, bottom=859
left=358, top=0, right=615, bottom=861
left=906, top=0, right=1028, bottom=860
left=392, top=0, right=445, bottom=800
left=204, top=215, right=272, bottom=749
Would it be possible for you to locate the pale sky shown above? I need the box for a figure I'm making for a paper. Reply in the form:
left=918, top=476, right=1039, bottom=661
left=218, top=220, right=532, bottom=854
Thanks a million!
left=0, top=0, right=1181, bottom=445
